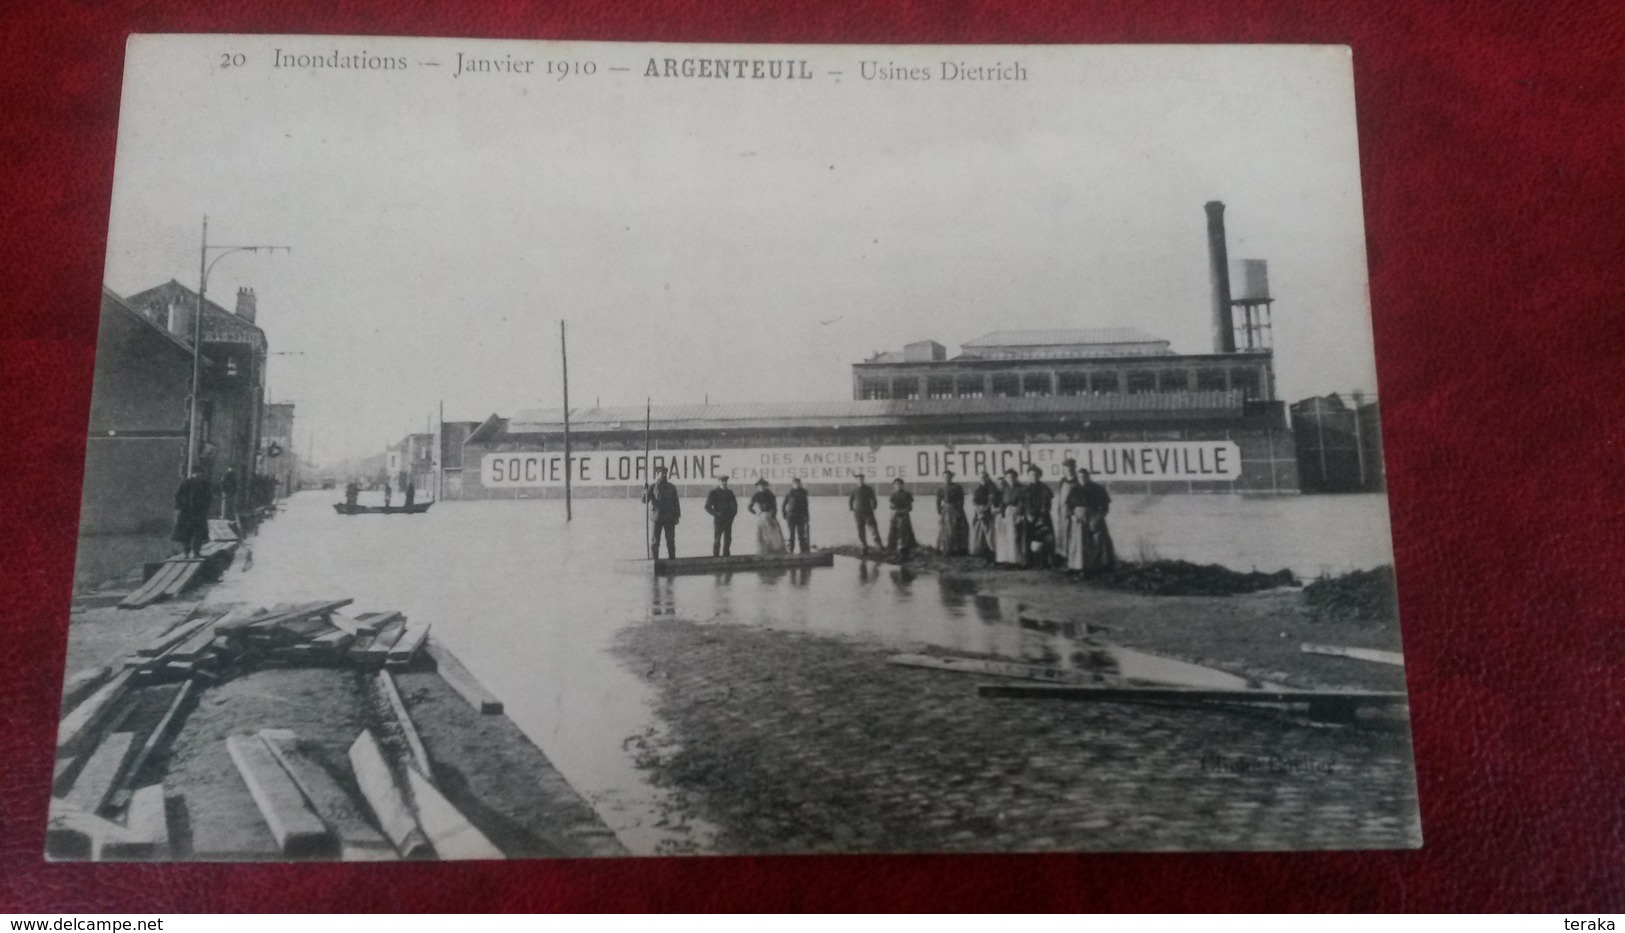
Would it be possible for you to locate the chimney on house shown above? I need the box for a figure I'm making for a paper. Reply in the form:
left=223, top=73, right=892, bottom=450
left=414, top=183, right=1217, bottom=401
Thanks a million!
left=235, top=287, right=257, bottom=324
left=166, top=299, right=195, bottom=342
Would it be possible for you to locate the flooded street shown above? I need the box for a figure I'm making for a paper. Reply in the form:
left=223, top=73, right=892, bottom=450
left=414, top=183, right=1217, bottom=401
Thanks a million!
left=203, top=490, right=1397, bottom=854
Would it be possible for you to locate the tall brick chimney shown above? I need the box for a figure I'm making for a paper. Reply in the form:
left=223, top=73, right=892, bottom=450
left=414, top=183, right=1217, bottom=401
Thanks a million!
left=1205, top=201, right=1236, bottom=354
left=235, top=287, right=257, bottom=324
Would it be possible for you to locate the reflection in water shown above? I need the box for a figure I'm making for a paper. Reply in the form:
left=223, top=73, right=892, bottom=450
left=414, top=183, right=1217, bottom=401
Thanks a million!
left=202, top=491, right=1392, bottom=854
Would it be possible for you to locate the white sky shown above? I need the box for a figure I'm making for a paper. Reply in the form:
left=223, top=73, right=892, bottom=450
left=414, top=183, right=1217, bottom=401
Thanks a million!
left=104, top=38, right=1377, bottom=464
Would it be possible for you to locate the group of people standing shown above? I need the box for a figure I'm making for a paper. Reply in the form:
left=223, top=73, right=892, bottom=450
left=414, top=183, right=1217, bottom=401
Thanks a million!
left=639, top=460, right=1114, bottom=573
left=957, top=458, right=1116, bottom=572
left=172, top=465, right=280, bottom=558
left=642, top=469, right=815, bottom=559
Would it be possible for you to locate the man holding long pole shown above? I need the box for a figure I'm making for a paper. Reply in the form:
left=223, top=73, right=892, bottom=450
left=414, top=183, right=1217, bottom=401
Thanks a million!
left=642, top=466, right=681, bottom=560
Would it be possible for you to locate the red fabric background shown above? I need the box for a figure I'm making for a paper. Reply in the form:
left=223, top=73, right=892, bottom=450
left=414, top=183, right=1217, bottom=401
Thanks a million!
left=2, top=0, right=1622, bottom=912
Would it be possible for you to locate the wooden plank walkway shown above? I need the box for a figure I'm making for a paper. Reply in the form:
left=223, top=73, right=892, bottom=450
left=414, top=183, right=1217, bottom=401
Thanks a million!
left=423, top=640, right=503, bottom=714
left=1301, top=643, right=1405, bottom=666
left=650, top=551, right=835, bottom=575
left=978, top=683, right=1410, bottom=724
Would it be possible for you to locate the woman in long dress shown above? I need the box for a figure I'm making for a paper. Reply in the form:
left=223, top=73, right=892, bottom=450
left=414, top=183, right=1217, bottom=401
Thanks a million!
left=886, top=478, right=917, bottom=556
left=969, top=472, right=999, bottom=560
left=993, top=474, right=1021, bottom=565
left=1055, top=460, right=1079, bottom=569
left=748, top=478, right=787, bottom=555
left=935, top=471, right=970, bottom=555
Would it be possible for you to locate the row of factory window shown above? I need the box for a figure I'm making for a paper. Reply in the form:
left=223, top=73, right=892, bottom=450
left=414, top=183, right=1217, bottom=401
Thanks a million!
left=858, top=367, right=1265, bottom=401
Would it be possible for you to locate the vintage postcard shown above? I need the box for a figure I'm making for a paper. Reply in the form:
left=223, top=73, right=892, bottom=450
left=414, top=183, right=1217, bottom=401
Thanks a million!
left=56, top=36, right=1418, bottom=860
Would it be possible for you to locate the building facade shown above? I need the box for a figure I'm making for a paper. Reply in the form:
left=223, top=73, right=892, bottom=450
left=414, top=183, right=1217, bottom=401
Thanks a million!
left=124, top=279, right=269, bottom=510
left=453, top=391, right=1297, bottom=501
left=76, top=284, right=269, bottom=587
left=853, top=329, right=1275, bottom=404
left=262, top=402, right=297, bottom=496
left=1291, top=393, right=1384, bottom=492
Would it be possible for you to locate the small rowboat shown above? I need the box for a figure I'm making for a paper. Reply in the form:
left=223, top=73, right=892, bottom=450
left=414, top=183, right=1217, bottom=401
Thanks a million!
left=333, top=501, right=435, bottom=515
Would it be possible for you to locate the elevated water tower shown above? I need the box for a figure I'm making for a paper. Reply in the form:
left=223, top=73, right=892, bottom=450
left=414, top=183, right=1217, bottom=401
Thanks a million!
left=1230, top=258, right=1275, bottom=350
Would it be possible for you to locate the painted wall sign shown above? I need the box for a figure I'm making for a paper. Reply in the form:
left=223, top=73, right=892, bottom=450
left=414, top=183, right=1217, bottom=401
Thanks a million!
left=480, top=442, right=1242, bottom=488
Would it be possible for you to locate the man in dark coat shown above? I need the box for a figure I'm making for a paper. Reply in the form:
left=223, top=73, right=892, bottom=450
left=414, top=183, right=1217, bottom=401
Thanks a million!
left=173, top=466, right=212, bottom=558
left=886, top=478, right=917, bottom=557
left=935, top=470, right=969, bottom=555
left=642, top=466, right=682, bottom=559
left=704, top=475, right=738, bottom=557
left=783, top=478, right=811, bottom=553
left=1021, top=463, right=1056, bottom=568
left=404, top=479, right=416, bottom=507
left=1066, top=468, right=1116, bottom=573
left=848, top=474, right=882, bottom=554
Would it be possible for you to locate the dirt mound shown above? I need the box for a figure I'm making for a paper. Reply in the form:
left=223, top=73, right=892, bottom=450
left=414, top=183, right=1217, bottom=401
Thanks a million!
left=1302, top=565, right=1399, bottom=628
left=1089, top=560, right=1299, bottom=597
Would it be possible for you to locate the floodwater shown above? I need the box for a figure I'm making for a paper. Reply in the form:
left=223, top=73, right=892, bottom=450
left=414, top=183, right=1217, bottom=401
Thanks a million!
left=203, top=489, right=1394, bottom=853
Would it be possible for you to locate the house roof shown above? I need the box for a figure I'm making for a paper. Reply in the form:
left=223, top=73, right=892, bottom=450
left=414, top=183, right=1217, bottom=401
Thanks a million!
left=101, top=286, right=195, bottom=358
left=492, top=391, right=1247, bottom=437
left=962, top=328, right=1167, bottom=348
left=124, top=280, right=267, bottom=349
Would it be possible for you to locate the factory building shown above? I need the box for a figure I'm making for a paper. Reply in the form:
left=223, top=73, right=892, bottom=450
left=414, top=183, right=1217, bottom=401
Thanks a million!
left=449, top=201, right=1300, bottom=500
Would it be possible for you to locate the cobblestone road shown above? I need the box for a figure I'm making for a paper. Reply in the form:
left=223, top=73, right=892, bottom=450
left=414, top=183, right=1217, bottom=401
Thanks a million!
left=616, top=619, right=1421, bottom=855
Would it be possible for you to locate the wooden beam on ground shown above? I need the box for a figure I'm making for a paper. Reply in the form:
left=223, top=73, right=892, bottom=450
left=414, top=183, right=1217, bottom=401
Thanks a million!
left=405, top=765, right=503, bottom=860
left=351, top=611, right=403, bottom=637
left=58, top=669, right=133, bottom=755
left=44, top=800, right=133, bottom=861
left=1300, top=643, right=1406, bottom=667
left=424, top=640, right=502, bottom=714
left=62, top=732, right=137, bottom=815
left=259, top=730, right=397, bottom=861
left=977, top=683, right=1408, bottom=722
left=652, top=551, right=835, bottom=575
left=160, top=559, right=206, bottom=598
left=347, top=729, right=432, bottom=859
left=888, top=653, right=1101, bottom=685
left=119, top=561, right=186, bottom=609
left=225, top=734, right=335, bottom=858
left=100, top=784, right=169, bottom=860
left=61, top=666, right=112, bottom=714
left=356, top=618, right=407, bottom=667
left=385, top=622, right=432, bottom=670
left=113, top=680, right=196, bottom=807
left=134, top=613, right=215, bottom=658
left=168, top=617, right=232, bottom=663
left=376, top=672, right=431, bottom=776
left=222, top=599, right=353, bottom=635
left=978, top=684, right=1407, bottom=703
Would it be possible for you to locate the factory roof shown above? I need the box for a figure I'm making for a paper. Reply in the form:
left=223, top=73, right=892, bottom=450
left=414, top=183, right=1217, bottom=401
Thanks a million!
left=962, top=328, right=1167, bottom=348
left=476, top=391, right=1248, bottom=440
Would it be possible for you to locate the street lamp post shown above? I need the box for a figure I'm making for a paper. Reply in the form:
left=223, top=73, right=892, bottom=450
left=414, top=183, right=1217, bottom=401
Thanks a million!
left=185, top=215, right=291, bottom=480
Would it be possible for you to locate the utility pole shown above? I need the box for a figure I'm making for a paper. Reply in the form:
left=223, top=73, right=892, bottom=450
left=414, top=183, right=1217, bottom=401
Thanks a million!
left=185, top=215, right=290, bottom=479
left=561, top=320, right=572, bottom=521
left=438, top=399, right=445, bottom=500
left=644, top=398, right=652, bottom=559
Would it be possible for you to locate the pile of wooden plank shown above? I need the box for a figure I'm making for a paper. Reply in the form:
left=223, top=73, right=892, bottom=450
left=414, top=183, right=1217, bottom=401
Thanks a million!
left=118, top=520, right=243, bottom=609
left=50, top=595, right=493, bottom=861
left=224, top=671, right=504, bottom=861
left=118, top=600, right=435, bottom=684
